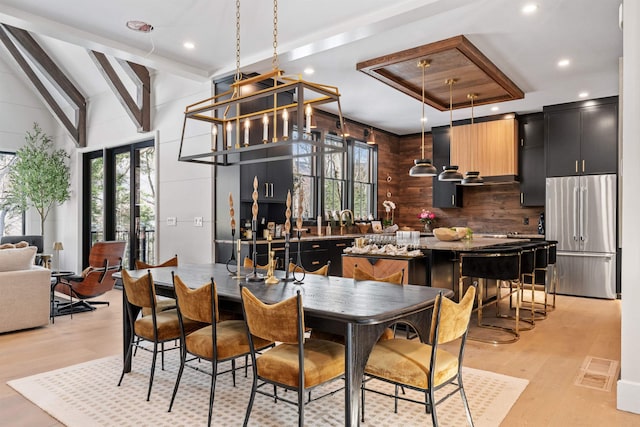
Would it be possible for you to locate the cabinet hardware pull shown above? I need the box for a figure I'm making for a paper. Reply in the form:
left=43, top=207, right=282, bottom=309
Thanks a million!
left=270, top=183, right=274, bottom=197
left=575, top=160, right=578, bottom=173
left=273, top=248, right=284, bottom=252
left=311, top=261, right=320, bottom=265
left=312, top=244, right=320, bottom=248
left=336, top=243, right=347, bottom=247
left=451, top=195, right=455, bottom=205
left=582, top=160, right=585, bottom=173
left=520, top=193, right=524, bottom=204
left=264, top=182, right=269, bottom=197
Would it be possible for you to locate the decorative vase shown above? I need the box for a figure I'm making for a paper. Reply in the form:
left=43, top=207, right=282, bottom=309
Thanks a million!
left=423, top=223, right=431, bottom=233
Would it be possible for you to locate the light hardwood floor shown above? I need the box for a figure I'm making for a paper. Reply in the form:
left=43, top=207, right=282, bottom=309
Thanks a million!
left=1, top=290, right=639, bottom=426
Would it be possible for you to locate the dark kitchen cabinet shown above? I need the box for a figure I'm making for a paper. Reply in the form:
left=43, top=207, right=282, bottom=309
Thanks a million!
left=432, top=127, right=462, bottom=208
left=519, top=113, right=545, bottom=206
left=240, top=144, right=293, bottom=203
left=545, top=96, right=618, bottom=177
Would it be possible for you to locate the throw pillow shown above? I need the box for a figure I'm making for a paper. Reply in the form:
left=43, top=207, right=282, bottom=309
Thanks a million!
left=0, top=246, right=38, bottom=272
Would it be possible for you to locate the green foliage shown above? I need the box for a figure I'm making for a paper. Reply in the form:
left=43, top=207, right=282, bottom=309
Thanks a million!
left=4, top=123, right=71, bottom=234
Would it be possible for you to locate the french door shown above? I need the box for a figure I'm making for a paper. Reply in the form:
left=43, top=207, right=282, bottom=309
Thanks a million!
left=83, top=140, right=155, bottom=269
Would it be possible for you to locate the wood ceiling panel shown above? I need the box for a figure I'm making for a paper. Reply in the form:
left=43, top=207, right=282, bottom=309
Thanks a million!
left=357, top=35, right=524, bottom=111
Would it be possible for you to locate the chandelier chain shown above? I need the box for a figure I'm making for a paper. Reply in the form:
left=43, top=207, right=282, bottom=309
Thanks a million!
left=272, top=0, right=279, bottom=69
left=235, top=0, right=241, bottom=82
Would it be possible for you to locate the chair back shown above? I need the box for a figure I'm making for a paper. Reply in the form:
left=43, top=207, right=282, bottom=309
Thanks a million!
left=288, top=261, right=331, bottom=276
left=460, top=247, right=522, bottom=281
left=121, top=269, right=156, bottom=310
left=430, top=285, right=476, bottom=345
left=241, top=286, right=302, bottom=344
left=135, top=255, right=178, bottom=270
left=173, top=274, right=217, bottom=324
left=73, top=241, right=126, bottom=297
left=353, top=265, right=404, bottom=284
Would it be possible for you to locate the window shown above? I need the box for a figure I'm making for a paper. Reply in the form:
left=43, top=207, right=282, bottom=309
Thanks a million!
left=291, top=131, right=376, bottom=223
left=352, top=141, right=376, bottom=220
left=0, top=152, right=24, bottom=236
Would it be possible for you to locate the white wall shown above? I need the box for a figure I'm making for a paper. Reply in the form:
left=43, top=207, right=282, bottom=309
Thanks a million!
left=0, top=53, right=57, bottom=241
left=617, top=0, right=640, bottom=414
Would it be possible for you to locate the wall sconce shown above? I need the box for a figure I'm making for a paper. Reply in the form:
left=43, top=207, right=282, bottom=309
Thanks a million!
left=336, top=120, right=350, bottom=138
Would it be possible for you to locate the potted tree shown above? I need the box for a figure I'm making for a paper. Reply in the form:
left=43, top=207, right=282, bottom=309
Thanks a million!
left=3, top=123, right=71, bottom=239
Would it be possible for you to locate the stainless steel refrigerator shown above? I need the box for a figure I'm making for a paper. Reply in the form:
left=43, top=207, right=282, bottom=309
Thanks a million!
left=545, top=174, right=617, bottom=299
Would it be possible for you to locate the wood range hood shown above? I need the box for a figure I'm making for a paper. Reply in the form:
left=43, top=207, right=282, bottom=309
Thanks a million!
left=358, top=35, right=523, bottom=183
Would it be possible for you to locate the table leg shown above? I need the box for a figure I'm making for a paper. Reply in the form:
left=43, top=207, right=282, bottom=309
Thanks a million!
left=121, top=280, right=132, bottom=373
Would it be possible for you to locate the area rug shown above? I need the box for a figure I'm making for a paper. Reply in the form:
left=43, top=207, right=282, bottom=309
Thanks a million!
left=8, top=349, right=527, bottom=426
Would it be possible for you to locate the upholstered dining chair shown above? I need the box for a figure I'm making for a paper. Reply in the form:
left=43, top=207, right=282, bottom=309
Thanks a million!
left=240, top=286, right=345, bottom=427
left=352, top=265, right=404, bottom=284
left=243, top=256, right=270, bottom=270
left=361, top=285, right=476, bottom=426
left=168, top=274, right=273, bottom=426
left=288, top=261, right=331, bottom=276
left=55, top=241, right=126, bottom=312
left=135, top=255, right=179, bottom=315
left=117, top=269, right=204, bottom=401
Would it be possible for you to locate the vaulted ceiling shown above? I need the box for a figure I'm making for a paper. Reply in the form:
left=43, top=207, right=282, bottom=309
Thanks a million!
left=0, top=0, right=623, bottom=135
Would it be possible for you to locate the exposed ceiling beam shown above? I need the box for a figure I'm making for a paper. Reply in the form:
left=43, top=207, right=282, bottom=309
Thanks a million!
left=89, top=50, right=150, bottom=132
left=0, top=23, right=86, bottom=147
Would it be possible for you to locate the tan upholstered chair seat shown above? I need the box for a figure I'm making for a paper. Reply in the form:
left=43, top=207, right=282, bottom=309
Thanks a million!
left=141, top=298, right=176, bottom=316
left=257, top=339, right=345, bottom=388
left=185, top=320, right=272, bottom=360
left=134, top=309, right=203, bottom=341
left=365, top=338, right=458, bottom=389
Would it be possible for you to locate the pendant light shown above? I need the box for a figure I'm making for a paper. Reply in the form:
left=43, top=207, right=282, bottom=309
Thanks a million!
left=409, top=59, right=437, bottom=177
left=439, top=78, right=463, bottom=181
left=461, top=93, right=484, bottom=186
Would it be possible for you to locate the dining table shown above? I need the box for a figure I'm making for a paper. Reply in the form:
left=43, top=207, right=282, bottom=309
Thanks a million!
left=114, top=263, right=451, bottom=426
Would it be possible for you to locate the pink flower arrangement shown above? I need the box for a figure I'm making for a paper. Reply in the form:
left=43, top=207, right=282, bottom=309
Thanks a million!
left=418, top=209, right=436, bottom=226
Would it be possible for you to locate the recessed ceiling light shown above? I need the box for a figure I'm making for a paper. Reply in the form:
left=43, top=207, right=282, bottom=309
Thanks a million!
left=558, top=59, right=570, bottom=68
left=578, top=92, right=589, bottom=98
left=491, top=106, right=499, bottom=112
left=183, top=41, right=195, bottom=50
left=522, top=3, right=538, bottom=14
left=304, top=67, right=314, bottom=75
left=126, top=20, right=154, bottom=33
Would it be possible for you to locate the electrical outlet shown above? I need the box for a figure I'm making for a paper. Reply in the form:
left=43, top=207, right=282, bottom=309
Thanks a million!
left=166, top=217, right=177, bottom=226
left=194, top=216, right=203, bottom=227
left=523, top=217, right=529, bottom=225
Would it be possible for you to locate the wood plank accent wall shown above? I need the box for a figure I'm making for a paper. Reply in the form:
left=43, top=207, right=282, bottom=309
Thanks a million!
left=314, top=110, right=543, bottom=234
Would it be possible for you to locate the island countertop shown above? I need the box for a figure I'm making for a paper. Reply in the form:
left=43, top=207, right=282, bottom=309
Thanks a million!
left=419, top=236, right=531, bottom=251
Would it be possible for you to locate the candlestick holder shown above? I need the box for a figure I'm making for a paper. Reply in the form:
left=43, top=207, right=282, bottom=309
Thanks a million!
left=281, top=232, right=295, bottom=282
left=292, top=229, right=306, bottom=284
left=226, top=229, right=245, bottom=279
left=246, top=218, right=264, bottom=282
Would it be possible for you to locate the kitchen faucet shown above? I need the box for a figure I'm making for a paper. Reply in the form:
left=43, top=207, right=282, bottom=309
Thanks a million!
left=339, top=209, right=354, bottom=227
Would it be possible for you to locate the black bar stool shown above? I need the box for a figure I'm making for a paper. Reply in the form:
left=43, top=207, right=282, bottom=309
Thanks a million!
left=521, top=241, right=553, bottom=320
left=459, top=246, right=523, bottom=344
left=546, top=240, right=558, bottom=310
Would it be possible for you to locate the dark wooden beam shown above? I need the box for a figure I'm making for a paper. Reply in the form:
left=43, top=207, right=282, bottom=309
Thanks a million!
left=0, top=24, right=86, bottom=147
left=89, top=51, right=150, bottom=132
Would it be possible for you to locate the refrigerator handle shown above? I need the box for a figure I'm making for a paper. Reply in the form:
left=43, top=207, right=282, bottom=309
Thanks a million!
left=573, top=186, right=579, bottom=241
left=580, top=186, right=586, bottom=241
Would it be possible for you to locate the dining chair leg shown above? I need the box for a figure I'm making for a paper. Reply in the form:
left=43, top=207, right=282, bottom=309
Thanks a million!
left=298, top=387, right=305, bottom=427
left=429, top=387, right=438, bottom=426
left=394, top=384, right=399, bottom=413
left=208, top=360, right=218, bottom=427
left=168, top=345, right=186, bottom=412
left=161, top=342, right=165, bottom=370
left=231, top=359, right=236, bottom=387
left=459, top=375, right=474, bottom=427
left=147, top=342, right=158, bottom=401
left=243, top=374, right=258, bottom=427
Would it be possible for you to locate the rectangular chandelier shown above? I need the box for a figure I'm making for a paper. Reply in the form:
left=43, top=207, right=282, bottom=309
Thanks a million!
left=178, top=69, right=347, bottom=166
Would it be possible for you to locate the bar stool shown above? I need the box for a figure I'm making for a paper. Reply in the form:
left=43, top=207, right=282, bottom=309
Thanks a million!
left=546, top=240, right=558, bottom=310
left=521, top=241, right=551, bottom=320
left=459, top=246, right=523, bottom=344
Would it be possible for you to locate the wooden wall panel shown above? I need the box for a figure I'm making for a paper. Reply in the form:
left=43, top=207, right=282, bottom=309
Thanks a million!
left=315, top=111, right=543, bottom=235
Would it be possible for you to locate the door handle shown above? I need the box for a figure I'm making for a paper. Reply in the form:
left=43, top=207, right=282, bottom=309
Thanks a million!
left=573, top=187, right=578, bottom=241
left=579, top=186, right=586, bottom=241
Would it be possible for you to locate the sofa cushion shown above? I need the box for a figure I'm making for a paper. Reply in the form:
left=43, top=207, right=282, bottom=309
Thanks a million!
left=0, top=246, right=37, bottom=272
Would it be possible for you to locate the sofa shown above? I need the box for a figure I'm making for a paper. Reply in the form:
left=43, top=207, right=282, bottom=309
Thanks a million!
left=0, top=244, right=51, bottom=334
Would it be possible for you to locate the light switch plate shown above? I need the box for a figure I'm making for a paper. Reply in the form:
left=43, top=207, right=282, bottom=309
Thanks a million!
left=166, top=217, right=177, bottom=226
left=194, top=216, right=203, bottom=227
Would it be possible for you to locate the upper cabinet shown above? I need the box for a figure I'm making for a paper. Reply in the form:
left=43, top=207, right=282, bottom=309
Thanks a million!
left=450, top=117, right=518, bottom=177
left=519, top=113, right=545, bottom=206
left=432, top=127, right=463, bottom=208
left=545, top=96, right=618, bottom=177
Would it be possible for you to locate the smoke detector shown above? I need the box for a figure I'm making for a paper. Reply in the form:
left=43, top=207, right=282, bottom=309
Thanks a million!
left=126, top=20, right=154, bottom=33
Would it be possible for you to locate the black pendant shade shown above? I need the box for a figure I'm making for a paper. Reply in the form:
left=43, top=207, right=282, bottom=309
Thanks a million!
left=438, top=165, right=463, bottom=181
left=409, top=159, right=438, bottom=177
